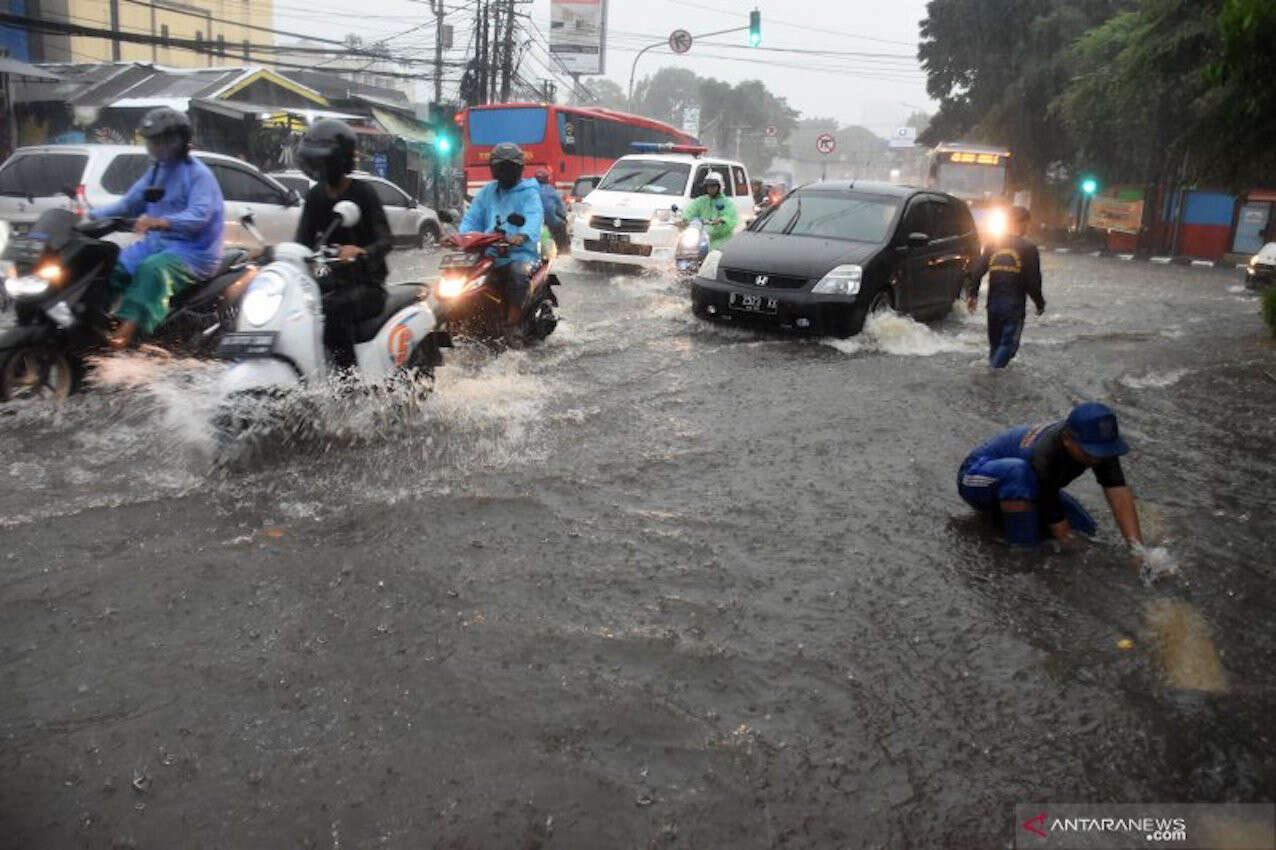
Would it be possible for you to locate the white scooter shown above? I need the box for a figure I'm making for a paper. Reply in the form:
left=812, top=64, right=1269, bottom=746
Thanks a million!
left=216, top=200, right=449, bottom=403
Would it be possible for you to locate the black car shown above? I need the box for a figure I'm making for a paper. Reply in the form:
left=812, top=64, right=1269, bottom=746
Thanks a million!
left=691, top=181, right=980, bottom=338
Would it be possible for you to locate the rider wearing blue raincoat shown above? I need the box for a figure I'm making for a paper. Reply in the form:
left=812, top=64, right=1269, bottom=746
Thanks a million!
left=459, top=142, right=543, bottom=327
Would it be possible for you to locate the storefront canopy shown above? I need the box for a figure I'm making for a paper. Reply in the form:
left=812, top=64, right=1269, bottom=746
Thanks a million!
left=371, top=108, right=434, bottom=146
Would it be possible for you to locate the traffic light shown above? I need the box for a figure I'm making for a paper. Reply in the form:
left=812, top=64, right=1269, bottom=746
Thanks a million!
left=434, top=133, right=453, bottom=156
left=1081, top=177, right=1098, bottom=196
left=749, top=9, right=761, bottom=47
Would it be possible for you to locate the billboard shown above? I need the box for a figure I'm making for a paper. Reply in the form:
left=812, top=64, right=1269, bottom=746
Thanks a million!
left=1090, top=198, right=1145, bottom=234
left=550, top=0, right=607, bottom=76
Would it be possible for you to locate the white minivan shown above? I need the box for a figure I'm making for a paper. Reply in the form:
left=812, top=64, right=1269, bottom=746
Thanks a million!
left=570, top=152, right=754, bottom=269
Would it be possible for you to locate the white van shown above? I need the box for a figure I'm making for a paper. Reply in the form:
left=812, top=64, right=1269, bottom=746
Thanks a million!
left=570, top=151, right=754, bottom=269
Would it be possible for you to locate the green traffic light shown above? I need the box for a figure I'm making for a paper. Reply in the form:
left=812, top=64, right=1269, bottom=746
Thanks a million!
left=435, top=136, right=452, bottom=155
left=749, top=9, right=761, bottom=46
left=1081, top=177, right=1097, bottom=195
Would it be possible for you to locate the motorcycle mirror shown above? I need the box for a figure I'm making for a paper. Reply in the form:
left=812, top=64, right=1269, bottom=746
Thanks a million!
left=671, top=205, right=679, bottom=213
left=506, top=212, right=526, bottom=227
left=333, top=200, right=362, bottom=228
left=144, top=186, right=166, bottom=204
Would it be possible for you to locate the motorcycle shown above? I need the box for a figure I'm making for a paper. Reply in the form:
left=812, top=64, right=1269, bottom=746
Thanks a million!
left=0, top=207, right=249, bottom=402
left=674, top=217, right=711, bottom=282
left=432, top=211, right=560, bottom=344
left=215, top=200, right=449, bottom=405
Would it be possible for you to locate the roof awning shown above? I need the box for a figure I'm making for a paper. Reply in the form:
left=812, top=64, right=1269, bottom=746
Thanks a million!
left=0, top=58, right=61, bottom=80
left=190, top=98, right=363, bottom=125
left=372, top=108, right=434, bottom=145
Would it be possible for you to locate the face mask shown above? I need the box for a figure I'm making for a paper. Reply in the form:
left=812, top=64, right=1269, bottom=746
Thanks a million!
left=493, top=162, right=522, bottom=191
left=145, top=134, right=183, bottom=164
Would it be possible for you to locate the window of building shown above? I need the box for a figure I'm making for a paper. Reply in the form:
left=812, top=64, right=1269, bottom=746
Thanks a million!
left=242, top=40, right=250, bottom=60
left=160, top=24, right=169, bottom=46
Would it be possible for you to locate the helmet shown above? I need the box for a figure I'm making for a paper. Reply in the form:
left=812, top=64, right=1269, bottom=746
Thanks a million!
left=534, top=167, right=551, bottom=184
left=297, top=119, right=357, bottom=186
left=702, top=172, right=725, bottom=191
left=490, top=142, right=525, bottom=190
left=139, top=106, right=191, bottom=161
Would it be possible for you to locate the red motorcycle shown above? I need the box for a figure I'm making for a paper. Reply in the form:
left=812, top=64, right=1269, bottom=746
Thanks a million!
left=433, top=212, right=560, bottom=343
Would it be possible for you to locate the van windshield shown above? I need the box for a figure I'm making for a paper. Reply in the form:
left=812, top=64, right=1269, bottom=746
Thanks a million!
left=597, top=160, right=691, bottom=195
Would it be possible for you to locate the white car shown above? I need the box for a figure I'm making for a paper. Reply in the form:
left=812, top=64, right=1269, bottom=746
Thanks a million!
left=268, top=170, right=442, bottom=248
left=571, top=152, right=754, bottom=269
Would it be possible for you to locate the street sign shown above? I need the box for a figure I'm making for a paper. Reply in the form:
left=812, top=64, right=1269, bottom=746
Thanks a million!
left=765, top=124, right=778, bottom=138
left=764, top=137, right=778, bottom=149
left=888, top=126, right=916, bottom=149
left=816, top=132, right=836, bottom=155
left=682, top=106, right=701, bottom=138
left=669, top=29, right=693, bottom=54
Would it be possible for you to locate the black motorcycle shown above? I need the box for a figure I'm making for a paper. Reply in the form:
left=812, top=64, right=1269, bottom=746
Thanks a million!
left=0, top=208, right=248, bottom=401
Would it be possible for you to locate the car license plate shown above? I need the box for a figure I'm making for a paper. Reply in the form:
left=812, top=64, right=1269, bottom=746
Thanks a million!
left=729, top=292, right=778, bottom=314
left=600, top=232, right=631, bottom=248
left=217, top=331, right=278, bottom=358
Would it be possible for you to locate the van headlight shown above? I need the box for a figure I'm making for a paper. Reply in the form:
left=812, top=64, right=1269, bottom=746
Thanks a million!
left=678, top=226, right=703, bottom=249
left=699, top=249, right=723, bottom=280
left=811, top=264, right=862, bottom=295
left=652, top=209, right=674, bottom=223
left=241, top=270, right=287, bottom=326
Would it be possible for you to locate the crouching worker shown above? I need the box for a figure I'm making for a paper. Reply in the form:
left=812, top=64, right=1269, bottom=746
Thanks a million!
left=957, top=402, right=1144, bottom=555
left=89, top=107, right=224, bottom=349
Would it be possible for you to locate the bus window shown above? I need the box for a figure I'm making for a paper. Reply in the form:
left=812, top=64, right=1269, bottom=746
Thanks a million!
left=469, top=107, right=549, bottom=145
left=558, top=113, right=577, bottom=153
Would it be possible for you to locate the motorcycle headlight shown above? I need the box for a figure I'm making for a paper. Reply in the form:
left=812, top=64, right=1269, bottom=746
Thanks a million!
left=811, top=264, right=862, bottom=295
left=3, top=275, right=49, bottom=299
left=241, top=270, right=287, bottom=326
left=437, top=274, right=467, bottom=299
left=699, top=249, right=723, bottom=280
left=678, top=227, right=703, bottom=249
left=652, top=209, right=673, bottom=223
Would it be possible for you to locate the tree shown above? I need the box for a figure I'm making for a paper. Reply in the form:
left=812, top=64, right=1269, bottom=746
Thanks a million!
left=570, top=78, right=628, bottom=111
left=632, top=67, right=702, bottom=127
left=1208, top=0, right=1276, bottom=184
left=905, top=111, right=931, bottom=133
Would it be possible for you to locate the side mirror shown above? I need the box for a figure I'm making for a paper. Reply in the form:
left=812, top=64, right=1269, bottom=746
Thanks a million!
left=670, top=204, right=679, bottom=213
left=507, top=212, right=526, bottom=227
left=408, top=198, right=418, bottom=209
left=61, top=184, right=77, bottom=200
left=334, top=199, right=361, bottom=228
left=238, top=207, right=255, bottom=225
left=907, top=232, right=930, bottom=248
left=283, top=187, right=300, bottom=207
left=437, top=209, right=456, bottom=224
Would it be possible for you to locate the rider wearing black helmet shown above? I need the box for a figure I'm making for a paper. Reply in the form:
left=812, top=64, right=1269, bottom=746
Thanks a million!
left=88, top=106, right=225, bottom=349
left=293, top=119, right=394, bottom=369
left=458, top=142, right=543, bottom=329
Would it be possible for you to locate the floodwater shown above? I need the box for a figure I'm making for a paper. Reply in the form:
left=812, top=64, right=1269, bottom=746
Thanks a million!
left=1, top=251, right=1273, bottom=848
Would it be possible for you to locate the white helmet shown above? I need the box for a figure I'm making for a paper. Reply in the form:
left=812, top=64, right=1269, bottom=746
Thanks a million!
left=703, top=171, right=726, bottom=190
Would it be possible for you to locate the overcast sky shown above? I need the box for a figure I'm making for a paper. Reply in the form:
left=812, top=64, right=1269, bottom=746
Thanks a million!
left=271, top=0, right=935, bottom=136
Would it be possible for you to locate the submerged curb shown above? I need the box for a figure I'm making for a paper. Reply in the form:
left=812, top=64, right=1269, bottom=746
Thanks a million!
left=1045, top=246, right=1230, bottom=269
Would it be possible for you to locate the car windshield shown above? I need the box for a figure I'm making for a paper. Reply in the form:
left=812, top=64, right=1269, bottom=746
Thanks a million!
left=754, top=191, right=900, bottom=243
left=597, top=160, right=691, bottom=195
left=0, top=153, right=89, bottom=198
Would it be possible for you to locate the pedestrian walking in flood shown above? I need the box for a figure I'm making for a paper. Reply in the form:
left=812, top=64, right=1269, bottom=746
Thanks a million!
left=965, top=206, right=1044, bottom=368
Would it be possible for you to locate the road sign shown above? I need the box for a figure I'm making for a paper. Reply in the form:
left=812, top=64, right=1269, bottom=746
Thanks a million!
left=888, top=126, right=916, bottom=149
left=765, top=124, right=778, bottom=138
left=669, top=29, right=693, bottom=54
left=764, top=136, right=778, bottom=149
left=816, top=132, right=836, bottom=155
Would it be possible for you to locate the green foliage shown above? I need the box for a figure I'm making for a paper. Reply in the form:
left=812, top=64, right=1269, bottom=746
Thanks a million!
left=1262, top=285, right=1276, bottom=338
left=570, top=78, right=628, bottom=111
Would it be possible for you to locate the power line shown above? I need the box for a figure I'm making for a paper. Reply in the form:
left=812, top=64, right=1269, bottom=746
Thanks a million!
left=646, top=0, right=916, bottom=47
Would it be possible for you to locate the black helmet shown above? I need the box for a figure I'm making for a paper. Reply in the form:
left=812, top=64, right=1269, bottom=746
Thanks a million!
left=490, top=142, right=525, bottom=190
left=298, top=119, right=357, bottom=186
left=139, top=107, right=191, bottom=161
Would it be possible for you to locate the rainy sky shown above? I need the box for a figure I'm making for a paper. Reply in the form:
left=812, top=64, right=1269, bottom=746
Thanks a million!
left=273, top=0, right=934, bottom=135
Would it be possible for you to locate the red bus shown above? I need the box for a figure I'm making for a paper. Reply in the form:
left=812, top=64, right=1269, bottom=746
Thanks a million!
left=459, top=103, right=698, bottom=197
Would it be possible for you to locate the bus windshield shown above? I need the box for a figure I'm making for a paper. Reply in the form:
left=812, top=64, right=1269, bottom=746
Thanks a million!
left=935, top=162, right=1007, bottom=200
left=597, top=159, right=691, bottom=195
left=469, top=108, right=549, bottom=146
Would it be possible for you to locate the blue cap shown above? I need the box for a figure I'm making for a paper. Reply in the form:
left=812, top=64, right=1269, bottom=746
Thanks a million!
left=1065, top=402, right=1129, bottom=458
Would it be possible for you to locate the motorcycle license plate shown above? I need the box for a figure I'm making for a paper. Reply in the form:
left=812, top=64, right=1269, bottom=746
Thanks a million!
left=600, top=232, right=631, bottom=248
left=439, top=253, right=472, bottom=269
left=729, top=292, right=778, bottom=314
left=217, top=331, right=278, bottom=358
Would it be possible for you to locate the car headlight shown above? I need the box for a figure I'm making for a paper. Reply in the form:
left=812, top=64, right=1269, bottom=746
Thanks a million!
left=699, top=249, right=723, bottom=280
left=575, top=203, right=592, bottom=222
left=986, top=208, right=1008, bottom=240
left=3, top=275, right=49, bottom=299
left=811, top=264, right=863, bottom=295
left=241, top=270, right=287, bottom=326
left=1250, top=255, right=1258, bottom=267
left=652, top=209, right=673, bottom=223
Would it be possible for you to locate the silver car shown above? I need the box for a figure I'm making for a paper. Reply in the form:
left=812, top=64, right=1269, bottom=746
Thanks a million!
left=268, top=170, right=442, bottom=247
left=0, top=144, right=302, bottom=246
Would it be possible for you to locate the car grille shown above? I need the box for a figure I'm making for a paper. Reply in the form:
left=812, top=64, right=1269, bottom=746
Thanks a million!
left=590, top=216, right=650, bottom=234
left=584, top=239, right=653, bottom=257
left=723, top=268, right=809, bottom=289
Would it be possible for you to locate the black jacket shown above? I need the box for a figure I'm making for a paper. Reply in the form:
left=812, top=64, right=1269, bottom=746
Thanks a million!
left=968, top=234, right=1045, bottom=313
left=294, top=179, right=394, bottom=285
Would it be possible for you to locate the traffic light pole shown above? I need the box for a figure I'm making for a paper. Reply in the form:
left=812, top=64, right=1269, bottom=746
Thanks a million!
left=627, top=25, right=749, bottom=111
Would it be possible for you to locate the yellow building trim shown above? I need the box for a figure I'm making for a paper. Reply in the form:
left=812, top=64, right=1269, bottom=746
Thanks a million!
left=215, top=68, right=329, bottom=106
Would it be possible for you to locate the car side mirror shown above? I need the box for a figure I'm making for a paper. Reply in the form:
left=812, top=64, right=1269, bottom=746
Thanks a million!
left=438, top=209, right=456, bottom=224
left=334, top=200, right=361, bottom=228
left=61, top=183, right=77, bottom=200
left=408, top=198, right=418, bottom=209
left=284, top=187, right=300, bottom=207
left=238, top=206, right=255, bottom=225
left=907, top=232, right=931, bottom=248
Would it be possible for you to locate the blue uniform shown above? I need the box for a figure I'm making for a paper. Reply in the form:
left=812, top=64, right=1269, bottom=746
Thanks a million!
left=459, top=178, right=543, bottom=266
left=92, top=156, right=224, bottom=279
left=958, top=421, right=1123, bottom=544
left=536, top=182, right=566, bottom=227
left=967, top=234, right=1044, bottom=368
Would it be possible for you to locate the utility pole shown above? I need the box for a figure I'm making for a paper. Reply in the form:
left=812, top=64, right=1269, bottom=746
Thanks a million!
left=500, top=0, right=515, bottom=102
left=433, top=0, right=444, bottom=105
left=489, top=2, right=501, bottom=103
left=109, top=0, right=121, bottom=60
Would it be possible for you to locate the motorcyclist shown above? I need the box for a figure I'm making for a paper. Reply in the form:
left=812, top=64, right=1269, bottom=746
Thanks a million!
left=88, top=107, right=224, bottom=350
left=293, top=119, right=393, bottom=370
left=458, top=142, right=543, bottom=329
left=534, top=167, right=569, bottom=254
left=680, top=172, right=738, bottom=251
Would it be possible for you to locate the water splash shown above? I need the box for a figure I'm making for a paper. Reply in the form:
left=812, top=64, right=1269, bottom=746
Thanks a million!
left=823, top=310, right=979, bottom=357
left=1120, top=369, right=1190, bottom=389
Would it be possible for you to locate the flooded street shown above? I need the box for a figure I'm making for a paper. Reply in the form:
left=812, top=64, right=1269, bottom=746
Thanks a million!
left=2, top=250, right=1274, bottom=847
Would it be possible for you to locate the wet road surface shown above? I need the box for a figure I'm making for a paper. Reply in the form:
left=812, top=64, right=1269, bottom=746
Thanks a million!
left=2, top=250, right=1274, bottom=848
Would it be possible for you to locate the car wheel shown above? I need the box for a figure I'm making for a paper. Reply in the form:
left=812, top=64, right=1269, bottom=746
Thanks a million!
left=1, top=346, right=75, bottom=402
left=417, top=222, right=441, bottom=249
left=867, top=284, right=895, bottom=316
